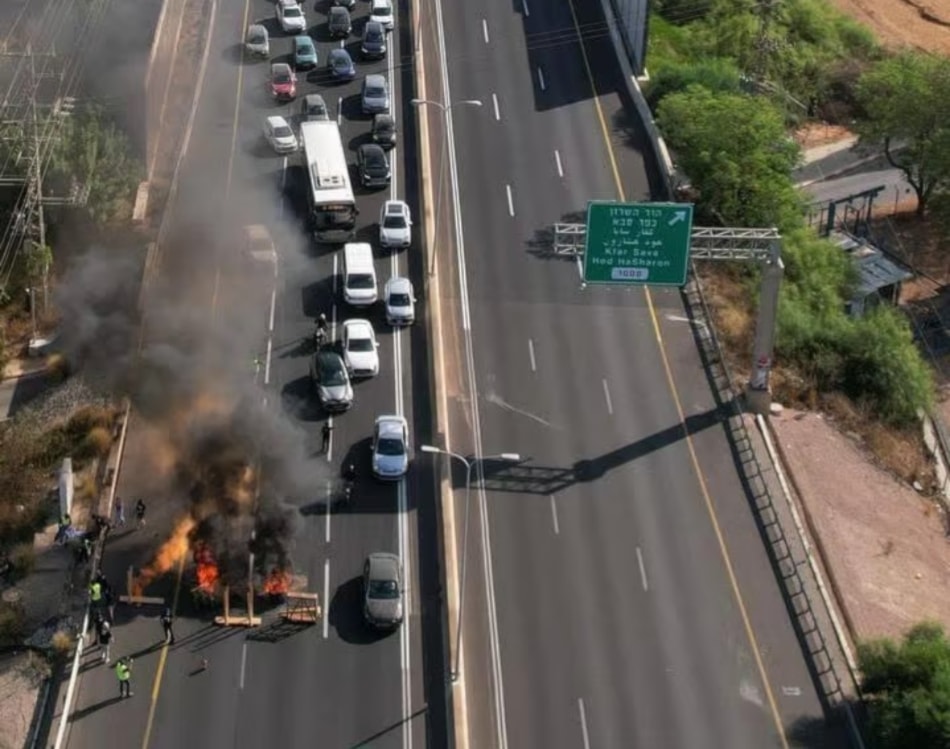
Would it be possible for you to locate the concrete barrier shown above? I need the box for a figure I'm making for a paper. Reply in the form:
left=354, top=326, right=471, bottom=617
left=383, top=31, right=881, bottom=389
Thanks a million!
left=595, top=0, right=675, bottom=199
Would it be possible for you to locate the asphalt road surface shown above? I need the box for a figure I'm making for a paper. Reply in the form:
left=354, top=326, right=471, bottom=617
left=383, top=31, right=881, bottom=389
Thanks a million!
left=422, top=0, right=852, bottom=747
left=62, top=0, right=440, bottom=747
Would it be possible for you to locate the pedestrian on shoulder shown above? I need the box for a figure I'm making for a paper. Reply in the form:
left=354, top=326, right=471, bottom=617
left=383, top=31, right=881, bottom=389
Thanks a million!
left=104, top=586, right=116, bottom=622
left=99, top=620, right=112, bottom=664
left=160, top=606, right=175, bottom=645
left=88, top=579, right=103, bottom=607
left=115, top=657, right=132, bottom=698
left=135, top=499, right=146, bottom=529
left=113, top=496, right=126, bottom=526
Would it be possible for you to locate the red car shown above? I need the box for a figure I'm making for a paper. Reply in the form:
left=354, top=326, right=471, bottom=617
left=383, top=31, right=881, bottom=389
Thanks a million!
left=270, top=63, right=297, bottom=101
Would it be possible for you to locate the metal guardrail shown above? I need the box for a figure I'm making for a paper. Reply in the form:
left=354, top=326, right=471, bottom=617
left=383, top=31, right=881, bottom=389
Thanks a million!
left=682, top=269, right=868, bottom=747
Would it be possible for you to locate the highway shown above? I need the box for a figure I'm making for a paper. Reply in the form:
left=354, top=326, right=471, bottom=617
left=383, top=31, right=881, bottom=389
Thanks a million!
left=61, top=0, right=439, bottom=747
left=417, top=0, right=850, bottom=747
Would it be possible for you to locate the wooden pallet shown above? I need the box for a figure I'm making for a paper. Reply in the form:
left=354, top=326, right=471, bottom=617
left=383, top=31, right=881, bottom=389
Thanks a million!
left=282, top=592, right=321, bottom=624
left=214, top=585, right=261, bottom=627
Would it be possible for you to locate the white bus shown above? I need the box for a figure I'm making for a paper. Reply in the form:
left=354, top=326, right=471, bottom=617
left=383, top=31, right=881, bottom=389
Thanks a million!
left=299, top=120, right=358, bottom=242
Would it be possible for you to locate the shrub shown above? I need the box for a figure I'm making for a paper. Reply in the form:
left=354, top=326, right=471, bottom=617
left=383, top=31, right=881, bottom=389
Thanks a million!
left=0, top=602, right=26, bottom=646
left=842, top=308, right=934, bottom=425
left=645, top=58, right=742, bottom=109
left=78, top=426, right=113, bottom=460
left=9, top=542, right=34, bottom=580
left=50, top=629, right=74, bottom=658
left=46, top=353, right=69, bottom=382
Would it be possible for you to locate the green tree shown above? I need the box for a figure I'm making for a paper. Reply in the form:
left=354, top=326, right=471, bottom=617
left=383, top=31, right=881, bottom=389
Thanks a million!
left=46, top=106, right=142, bottom=226
left=855, top=52, right=950, bottom=216
left=859, top=622, right=950, bottom=748
left=656, top=86, right=802, bottom=227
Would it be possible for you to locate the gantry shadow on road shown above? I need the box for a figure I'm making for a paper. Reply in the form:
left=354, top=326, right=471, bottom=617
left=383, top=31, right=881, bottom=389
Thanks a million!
left=470, top=404, right=730, bottom=496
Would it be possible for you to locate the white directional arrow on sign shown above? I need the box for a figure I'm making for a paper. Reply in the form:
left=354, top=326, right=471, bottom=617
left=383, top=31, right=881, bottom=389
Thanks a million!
left=668, top=210, right=688, bottom=226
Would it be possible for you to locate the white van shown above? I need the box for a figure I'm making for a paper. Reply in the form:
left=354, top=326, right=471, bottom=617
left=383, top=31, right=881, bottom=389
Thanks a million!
left=342, top=243, right=377, bottom=306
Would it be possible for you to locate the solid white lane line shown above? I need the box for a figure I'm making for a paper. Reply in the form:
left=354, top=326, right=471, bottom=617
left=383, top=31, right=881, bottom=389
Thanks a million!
left=323, top=559, right=330, bottom=639
left=523, top=0, right=530, bottom=17
left=492, top=92, right=500, bottom=121
left=554, top=149, right=564, bottom=177
left=550, top=495, right=559, bottom=535
left=482, top=18, right=489, bottom=43
left=506, top=184, right=514, bottom=217
left=264, top=338, right=273, bottom=386
left=578, top=699, right=591, bottom=749
left=239, top=642, right=248, bottom=689
left=325, top=481, right=332, bottom=543
left=602, top=378, right=613, bottom=415
left=337, top=96, right=343, bottom=125
left=636, top=546, right=649, bottom=592
left=386, top=25, right=413, bottom=749
left=268, top=287, right=277, bottom=333
left=528, top=338, right=536, bottom=372
left=537, top=67, right=546, bottom=91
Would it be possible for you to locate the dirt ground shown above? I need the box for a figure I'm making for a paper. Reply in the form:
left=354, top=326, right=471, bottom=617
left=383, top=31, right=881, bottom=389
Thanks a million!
left=772, top=410, right=950, bottom=642
left=0, top=652, right=48, bottom=749
left=829, top=0, right=950, bottom=54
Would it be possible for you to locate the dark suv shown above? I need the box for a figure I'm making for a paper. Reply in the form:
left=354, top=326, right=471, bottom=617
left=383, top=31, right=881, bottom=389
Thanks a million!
left=361, top=21, right=386, bottom=60
left=328, top=7, right=351, bottom=38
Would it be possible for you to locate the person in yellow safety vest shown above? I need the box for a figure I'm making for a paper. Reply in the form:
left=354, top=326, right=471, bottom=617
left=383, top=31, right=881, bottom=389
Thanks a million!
left=89, top=580, right=102, bottom=605
left=116, top=657, right=133, bottom=698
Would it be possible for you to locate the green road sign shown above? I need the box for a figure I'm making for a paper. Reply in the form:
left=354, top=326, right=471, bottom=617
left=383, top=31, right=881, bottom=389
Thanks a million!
left=583, top=201, right=693, bottom=286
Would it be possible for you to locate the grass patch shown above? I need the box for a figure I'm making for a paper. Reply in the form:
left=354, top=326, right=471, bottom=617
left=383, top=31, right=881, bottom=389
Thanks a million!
left=0, top=390, right=118, bottom=548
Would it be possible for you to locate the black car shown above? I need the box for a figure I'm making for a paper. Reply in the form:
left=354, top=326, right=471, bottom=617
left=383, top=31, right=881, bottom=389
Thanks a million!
left=327, top=48, right=356, bottom=81
left=328, top=6, right=352, bottom=38
left=361, top=20, right=387, bottom=60
left=357, top=143, right=391, bottom=188
left=372, top=114, right=396, bottom=148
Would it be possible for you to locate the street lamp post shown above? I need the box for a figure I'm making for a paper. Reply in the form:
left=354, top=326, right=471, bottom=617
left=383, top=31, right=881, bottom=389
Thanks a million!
left=421, top=444, right=520, bottom=682
left=410, top=98, right=482, bottom=276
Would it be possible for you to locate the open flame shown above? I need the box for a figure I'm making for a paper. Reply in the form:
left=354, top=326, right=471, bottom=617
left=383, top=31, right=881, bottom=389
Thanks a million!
left=133, top=515, right=196, bottom=596
left=262, top=567, right=292, bottom=596
left=193, top=542, right=220, bottom=595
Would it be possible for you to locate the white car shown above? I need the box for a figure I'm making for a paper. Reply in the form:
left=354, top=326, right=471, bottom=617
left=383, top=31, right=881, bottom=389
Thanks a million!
left=372, top=415, right=409, bottom=480
left=242, top=225, right=278, bottom=268
left=276, top=0, right=307, bottom=33
left=263, top=116, right=297, bottom=154
left=379, top=200, right=412, bottom=249
left=342, top=319, right=380, bottom=378
left=370, top=0, right=394, bottom=30
left=384, top=276, right=415, bottom=326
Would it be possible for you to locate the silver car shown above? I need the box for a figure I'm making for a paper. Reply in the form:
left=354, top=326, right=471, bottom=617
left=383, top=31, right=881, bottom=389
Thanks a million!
left=309, top=350, right=353, bottom=412
left=372, top=415, right=409, bottom=480
left=245, top=24, right=269, bottom=58
left=361, top=74, right=390, bottom=115
left=363, top=553, right=403, bottom=629
left=384, top=276, right=415, bottom=326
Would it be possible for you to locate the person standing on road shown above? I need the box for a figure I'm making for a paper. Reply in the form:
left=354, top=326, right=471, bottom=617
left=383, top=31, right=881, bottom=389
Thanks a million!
left=89, top=579, right=103, bottom=610
left=116, top=657, right=133, bottom=698
left=99, top=619, right=112, bottom=664
left=113, top=497, right=126, bottom=527
left=135, top=499, right=147, bottom=529
left=321, top=422, right=333, bottom=453
left=160, top=607, right=175, bottom=645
